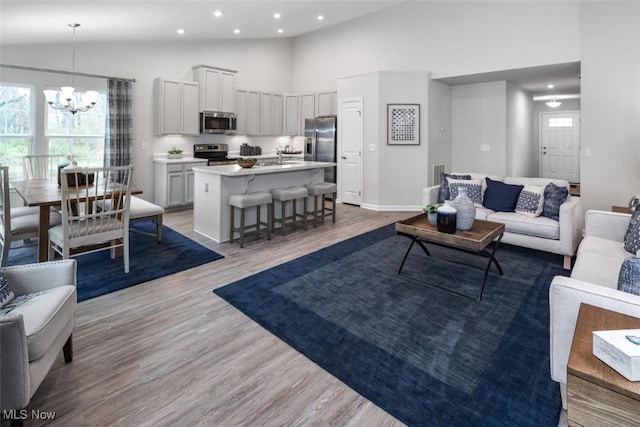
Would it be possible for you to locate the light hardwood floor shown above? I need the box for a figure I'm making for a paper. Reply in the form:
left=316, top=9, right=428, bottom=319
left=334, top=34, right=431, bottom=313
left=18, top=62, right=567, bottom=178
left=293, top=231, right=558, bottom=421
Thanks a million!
left=21, top=204, right=414, bottom=426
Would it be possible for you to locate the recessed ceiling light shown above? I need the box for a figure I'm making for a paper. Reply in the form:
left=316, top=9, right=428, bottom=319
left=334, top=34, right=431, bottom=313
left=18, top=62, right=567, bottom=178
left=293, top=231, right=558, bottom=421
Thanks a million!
left=317, top=15, right=324, bottom=21
left=176, top=29, right=185, bottom=35
left=233, top=29, right=240, bottom=34
left=213, top=10, right=223, bottom=17
left=278, top=29, right=284, bottom=34
left=274, top=13, right=281, bottom=19
left=547, top=84, right=555, bottom=89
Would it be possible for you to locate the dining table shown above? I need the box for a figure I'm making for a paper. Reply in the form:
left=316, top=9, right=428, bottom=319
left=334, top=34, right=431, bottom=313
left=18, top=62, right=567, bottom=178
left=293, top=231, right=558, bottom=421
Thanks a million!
left=11, top=178, right=142, bottom=262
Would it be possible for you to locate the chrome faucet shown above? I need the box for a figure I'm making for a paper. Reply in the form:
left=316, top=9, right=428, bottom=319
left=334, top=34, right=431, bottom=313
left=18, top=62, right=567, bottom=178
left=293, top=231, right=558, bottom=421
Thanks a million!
left=276, top=148, right=283, bottom=165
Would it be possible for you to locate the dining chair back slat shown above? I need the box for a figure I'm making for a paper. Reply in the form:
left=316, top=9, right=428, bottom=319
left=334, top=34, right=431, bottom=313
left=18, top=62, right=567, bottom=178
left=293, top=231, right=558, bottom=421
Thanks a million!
left=23, top=155, right=66, bottom=180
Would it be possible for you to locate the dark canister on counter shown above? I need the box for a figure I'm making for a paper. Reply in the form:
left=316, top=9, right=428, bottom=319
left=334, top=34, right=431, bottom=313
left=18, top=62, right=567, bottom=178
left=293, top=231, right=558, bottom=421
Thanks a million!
left=436, top=202, right=457, bottom=234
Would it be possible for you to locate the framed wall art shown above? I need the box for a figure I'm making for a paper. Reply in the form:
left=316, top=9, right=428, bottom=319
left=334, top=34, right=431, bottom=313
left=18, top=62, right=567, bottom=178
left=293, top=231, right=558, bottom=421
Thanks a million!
left=387, top=104, right=420, bottom=145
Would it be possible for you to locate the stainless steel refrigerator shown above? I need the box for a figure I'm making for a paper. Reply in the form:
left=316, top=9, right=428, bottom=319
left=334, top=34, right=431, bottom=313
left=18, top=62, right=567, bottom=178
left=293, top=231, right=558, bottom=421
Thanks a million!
left=304, top=115, right=337, bottom=183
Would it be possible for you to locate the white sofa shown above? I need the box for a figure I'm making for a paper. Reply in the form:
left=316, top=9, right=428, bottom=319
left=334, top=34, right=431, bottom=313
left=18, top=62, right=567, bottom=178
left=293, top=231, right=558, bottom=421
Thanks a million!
left=549, top=210, right=640, bottom=409
left=423, top=174, right=584, bottom=268
left=0, top=259, right=77, bottom=419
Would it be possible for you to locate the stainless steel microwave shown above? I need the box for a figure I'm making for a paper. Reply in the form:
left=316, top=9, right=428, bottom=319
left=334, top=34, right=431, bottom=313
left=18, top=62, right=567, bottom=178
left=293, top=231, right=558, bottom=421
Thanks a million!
left=200, top=111, right=237, bottom=134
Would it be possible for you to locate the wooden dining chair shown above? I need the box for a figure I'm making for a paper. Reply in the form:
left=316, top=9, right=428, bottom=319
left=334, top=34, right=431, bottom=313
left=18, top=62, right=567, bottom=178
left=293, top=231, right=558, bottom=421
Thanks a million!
left=23, top=154, right=66, bottom=180
left=0, top=166, right=62, bottom=266
left=48, top=165, right=134, bottom=273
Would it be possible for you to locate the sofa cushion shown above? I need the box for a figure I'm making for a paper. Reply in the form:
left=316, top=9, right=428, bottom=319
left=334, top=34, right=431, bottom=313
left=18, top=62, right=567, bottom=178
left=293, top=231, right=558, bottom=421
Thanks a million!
left=487, top=211, right=560, bottom=239
left=572, top=236, right=631, bottom=289
left=0, top=271, right=15, bottom=308
left=437, top=173, right=471, bottom=203
left=0, top=285, right=76, bottom=361
left=542, top=183, right=568, bottom=221
left=482, top=177, right=523, bottom=212
left=624, top=207, right=640, bottom=254
left=618, top=257, right=640, bottom=296
left=448, top=178, right=483, bottom=206
left=475, top=206, right=493, bottom=220
left=515, top=185, right=545, bottom=217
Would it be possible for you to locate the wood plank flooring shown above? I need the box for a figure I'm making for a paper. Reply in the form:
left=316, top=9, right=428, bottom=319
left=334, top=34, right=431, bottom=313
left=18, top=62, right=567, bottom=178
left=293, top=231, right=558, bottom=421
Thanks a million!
left=20, top=204, right=413, bottom=426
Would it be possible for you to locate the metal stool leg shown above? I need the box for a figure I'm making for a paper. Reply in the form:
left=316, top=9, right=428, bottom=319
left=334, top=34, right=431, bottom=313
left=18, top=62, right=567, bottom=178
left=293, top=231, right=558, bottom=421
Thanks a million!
left=239, top=207, right=246, bottom=248
left=281, top=200, right=286, bottom=236
left=256, top=205, right=261, bottom=238
left=267, top=202, right=272, bottom=240
left=303, top=197, right=308, bottom=230
left=229, top=205, right=235, bottom=243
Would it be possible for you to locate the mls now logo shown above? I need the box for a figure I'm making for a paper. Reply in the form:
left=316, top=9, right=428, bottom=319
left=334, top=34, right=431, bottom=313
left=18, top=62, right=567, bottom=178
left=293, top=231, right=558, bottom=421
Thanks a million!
left=3, top=409, right=56, bottom=421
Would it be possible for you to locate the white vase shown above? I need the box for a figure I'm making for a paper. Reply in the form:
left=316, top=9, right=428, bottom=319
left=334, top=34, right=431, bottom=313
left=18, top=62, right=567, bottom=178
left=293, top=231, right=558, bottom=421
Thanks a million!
left=451, top=187, right=476, bottom=231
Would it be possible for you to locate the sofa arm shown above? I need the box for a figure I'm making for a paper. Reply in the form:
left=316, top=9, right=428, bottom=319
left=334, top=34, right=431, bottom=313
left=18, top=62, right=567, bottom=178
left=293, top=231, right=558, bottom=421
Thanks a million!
left=0, top=314, right=30, bottom=410
left=549, top=275, right=640, bottom=388
left=558, top=196, right=584, bottom=257
left=584, top=209, right=631, bottom=241
left=1, top=260, right=77, bottom=297
left=422, top=185, right=440, bottom=207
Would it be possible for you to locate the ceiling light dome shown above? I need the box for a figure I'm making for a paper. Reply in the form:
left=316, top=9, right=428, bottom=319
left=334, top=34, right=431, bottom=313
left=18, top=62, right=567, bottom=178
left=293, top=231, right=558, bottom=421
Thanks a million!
left=546, top=97, right=562, bottom=108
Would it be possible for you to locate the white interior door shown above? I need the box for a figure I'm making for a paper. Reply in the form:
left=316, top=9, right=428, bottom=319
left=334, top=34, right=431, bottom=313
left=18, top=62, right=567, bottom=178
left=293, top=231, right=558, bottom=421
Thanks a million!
left=540, top=112, right=581, bottom=183
left=339, top=99, right=363, bottom=205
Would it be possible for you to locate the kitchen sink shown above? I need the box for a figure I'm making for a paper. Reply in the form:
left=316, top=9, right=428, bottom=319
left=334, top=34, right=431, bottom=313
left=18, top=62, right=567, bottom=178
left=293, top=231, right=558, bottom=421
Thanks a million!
left=256, top=160, right=303, bottom=166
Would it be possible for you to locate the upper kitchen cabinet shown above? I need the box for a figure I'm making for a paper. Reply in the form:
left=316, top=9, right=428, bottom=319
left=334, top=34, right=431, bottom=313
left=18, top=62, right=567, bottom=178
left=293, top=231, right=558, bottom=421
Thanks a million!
left=316, top=90, right=337, bottom=116
left=247, top=90, right=261, bottom=136
left=153, top=78, right=199, bottom=136
left=235, top=88, right=248, bottom=135
left=299, top=93, right=315, bottom=136
left=192, top=65, right=237, bottom=113
left=272, top=94, right=283, bottom=136
left=260, top=92, right=274, bottom=135
left=283, top=94, right=298, bottom=136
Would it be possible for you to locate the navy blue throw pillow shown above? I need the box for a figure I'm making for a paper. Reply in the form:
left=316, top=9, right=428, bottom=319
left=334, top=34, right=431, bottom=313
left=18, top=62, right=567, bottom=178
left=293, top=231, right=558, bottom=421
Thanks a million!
left=437, top=173, right=471, bottom=203
left=482, top=177, right=523, bottom=212
left=541, top=183, right=569, bottom=221
left=618, top=257, right=640, bottom=296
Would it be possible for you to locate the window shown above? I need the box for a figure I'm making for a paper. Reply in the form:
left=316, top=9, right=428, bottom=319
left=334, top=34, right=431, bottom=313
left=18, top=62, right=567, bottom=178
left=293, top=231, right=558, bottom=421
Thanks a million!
left=0, top=83, right=33, bottom=180
left=548, top=117, right=573, bottom=128
left=46, top=92, right=107, bottom=168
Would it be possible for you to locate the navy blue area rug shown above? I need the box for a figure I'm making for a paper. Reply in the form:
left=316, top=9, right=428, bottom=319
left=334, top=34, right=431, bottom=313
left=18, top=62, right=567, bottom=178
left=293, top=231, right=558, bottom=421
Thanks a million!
left=8, top=222, right=224, bottom=302
left=214, top=223, right=568, bottom=427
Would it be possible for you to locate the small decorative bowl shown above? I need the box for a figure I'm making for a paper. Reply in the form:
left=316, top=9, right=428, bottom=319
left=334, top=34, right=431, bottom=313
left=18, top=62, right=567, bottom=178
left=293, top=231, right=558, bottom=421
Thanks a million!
left=237, top=158, right=257, bottom=168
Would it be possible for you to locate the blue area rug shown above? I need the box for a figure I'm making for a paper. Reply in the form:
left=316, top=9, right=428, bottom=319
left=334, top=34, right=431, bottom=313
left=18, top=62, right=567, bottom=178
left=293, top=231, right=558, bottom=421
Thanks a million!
left=8, top=222, right=224, bottom=302
left=214, top=223, right=568, bottom=426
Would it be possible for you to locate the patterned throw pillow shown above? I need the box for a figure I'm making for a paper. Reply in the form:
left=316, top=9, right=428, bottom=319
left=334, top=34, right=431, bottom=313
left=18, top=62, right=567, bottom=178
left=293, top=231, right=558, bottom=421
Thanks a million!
left=541, top=183, right=569, bottom=221
left=437, top=173, right=471, bottom=203
left=624, top=207, right=640, bottom=254
left=515, top=185, right=545, bottom=217
left=447, top=178, right=483, bottom=206
left=482, top=177, right=523, bottom=212
left=618, top=257, right=640, bottom=296
left=0, top=271, right=15, bottom=309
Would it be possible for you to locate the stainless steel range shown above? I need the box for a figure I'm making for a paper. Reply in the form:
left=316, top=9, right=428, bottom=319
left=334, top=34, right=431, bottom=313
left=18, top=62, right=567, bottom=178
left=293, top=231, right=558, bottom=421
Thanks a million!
left=193, top=144, right=236, bottom=166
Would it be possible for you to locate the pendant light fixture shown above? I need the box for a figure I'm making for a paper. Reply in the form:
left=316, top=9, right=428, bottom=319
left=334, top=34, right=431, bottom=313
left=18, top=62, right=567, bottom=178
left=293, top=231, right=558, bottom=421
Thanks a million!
left=546, top=97, right=562, bottom=108
left=43, top=23, right=98, bottom=115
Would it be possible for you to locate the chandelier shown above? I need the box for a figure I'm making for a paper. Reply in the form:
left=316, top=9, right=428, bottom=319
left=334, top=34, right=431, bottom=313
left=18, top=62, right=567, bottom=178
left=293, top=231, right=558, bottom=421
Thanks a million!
left=43, top=23, right=98, bottom=115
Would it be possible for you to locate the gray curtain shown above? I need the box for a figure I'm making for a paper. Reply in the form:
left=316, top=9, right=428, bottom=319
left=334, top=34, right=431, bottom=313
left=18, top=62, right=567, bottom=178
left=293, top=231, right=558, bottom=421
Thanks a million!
left=104, top=79, right=133, bottom=168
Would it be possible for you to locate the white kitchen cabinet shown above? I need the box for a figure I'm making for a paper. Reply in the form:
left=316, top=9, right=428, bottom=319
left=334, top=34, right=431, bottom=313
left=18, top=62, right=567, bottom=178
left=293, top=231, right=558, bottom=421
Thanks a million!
left=235, top=88, right=248, bottom=135
left=154, top=160, right=207, bottom=209
left=299, top=93, right=315, bottom=136
left=153, top=78, right=200, bottom=136
left=283, top=94, right=299, bottom=136
left=247, top=90, right=261, bottom=136
left=260, top=92, right=273, bottom=136
left=316, top=90, right=337, bottom=116
left=192, top=65, right=237, bottom=113
left=273, top=94, right=283, bottom=136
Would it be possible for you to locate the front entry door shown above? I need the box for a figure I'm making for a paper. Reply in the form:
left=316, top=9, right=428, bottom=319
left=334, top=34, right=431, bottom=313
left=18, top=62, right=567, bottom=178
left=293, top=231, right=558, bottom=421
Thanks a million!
left=540, top=112, right=580, bottom=183
left=339, top=98, right=363, bottom=205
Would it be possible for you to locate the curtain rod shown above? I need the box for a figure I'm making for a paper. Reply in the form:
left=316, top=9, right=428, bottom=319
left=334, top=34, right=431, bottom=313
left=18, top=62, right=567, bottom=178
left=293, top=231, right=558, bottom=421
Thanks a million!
left=0, top=63, right=136, bottom=82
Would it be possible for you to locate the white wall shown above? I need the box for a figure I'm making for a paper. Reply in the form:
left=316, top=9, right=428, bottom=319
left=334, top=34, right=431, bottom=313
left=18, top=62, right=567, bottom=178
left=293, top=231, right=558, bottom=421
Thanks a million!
left=1, top=39, right=294, bottom=200
left=427, top=80, right=452, bottom=185
left=506, top=82, right=534, bottom=177
left=451, top=82, right=507, bottom=176
left=579, top=1, right=640, bottom=211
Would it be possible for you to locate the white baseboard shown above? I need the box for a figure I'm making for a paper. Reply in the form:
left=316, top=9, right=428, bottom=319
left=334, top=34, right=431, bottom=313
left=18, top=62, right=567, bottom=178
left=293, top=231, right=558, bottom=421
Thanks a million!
left=360, top=203, right=421, bottom=212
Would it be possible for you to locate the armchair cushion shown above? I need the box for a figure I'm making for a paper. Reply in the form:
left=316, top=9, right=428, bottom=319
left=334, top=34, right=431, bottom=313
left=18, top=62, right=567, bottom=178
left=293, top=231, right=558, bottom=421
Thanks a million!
left=0, top=271, right=14, bottom=308
left=1, top=286, right=75, bottom=361
left=618, top=256, right=640, bottom=296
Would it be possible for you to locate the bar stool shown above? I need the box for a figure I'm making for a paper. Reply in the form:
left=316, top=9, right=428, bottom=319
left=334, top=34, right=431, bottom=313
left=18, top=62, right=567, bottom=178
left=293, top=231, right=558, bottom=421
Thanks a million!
left=271, top=186, right=308, bottom=236
left=229, top=192, right=273, bottom=248
left=304, top=182, right=337, bottom=227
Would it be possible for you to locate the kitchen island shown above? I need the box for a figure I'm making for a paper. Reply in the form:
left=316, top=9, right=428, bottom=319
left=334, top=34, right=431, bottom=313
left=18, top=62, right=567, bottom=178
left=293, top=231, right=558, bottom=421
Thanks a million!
left=193, top=160, right=336, bottom=242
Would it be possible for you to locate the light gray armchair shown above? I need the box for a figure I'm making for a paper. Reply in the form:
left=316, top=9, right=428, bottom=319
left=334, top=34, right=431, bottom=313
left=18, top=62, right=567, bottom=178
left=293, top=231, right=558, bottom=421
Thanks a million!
left=0, top=259, right=77, bottom=423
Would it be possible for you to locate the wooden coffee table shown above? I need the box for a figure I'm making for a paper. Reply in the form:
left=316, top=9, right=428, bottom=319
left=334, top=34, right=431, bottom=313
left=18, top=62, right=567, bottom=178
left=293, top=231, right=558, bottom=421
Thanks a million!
left=567, top=303, right=640, bottom=427
left=395, top=214, right=505, bottom=301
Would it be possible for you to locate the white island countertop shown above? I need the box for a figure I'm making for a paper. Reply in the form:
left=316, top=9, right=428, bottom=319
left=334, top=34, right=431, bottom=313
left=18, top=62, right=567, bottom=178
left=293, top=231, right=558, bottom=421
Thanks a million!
left=193, top=160, right=336, bottom=177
